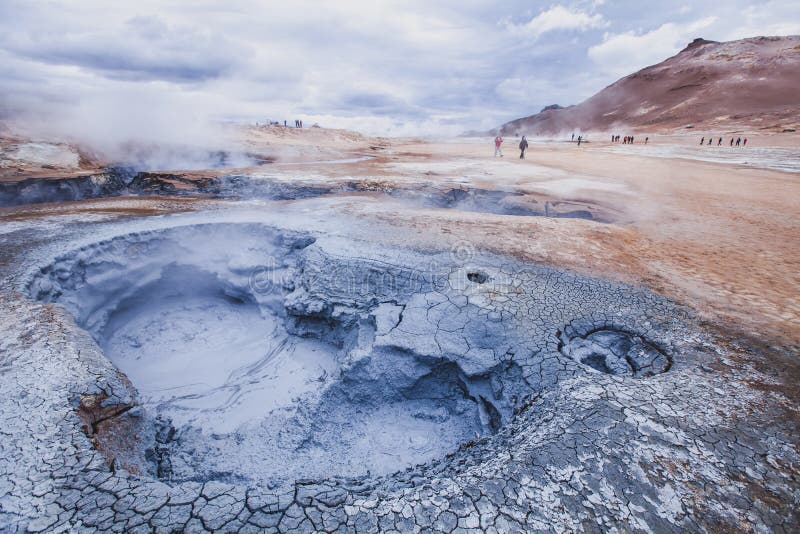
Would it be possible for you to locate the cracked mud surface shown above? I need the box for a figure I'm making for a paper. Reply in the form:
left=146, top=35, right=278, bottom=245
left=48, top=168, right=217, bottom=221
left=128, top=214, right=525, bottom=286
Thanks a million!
left=1, top=210, right=798, bottom=532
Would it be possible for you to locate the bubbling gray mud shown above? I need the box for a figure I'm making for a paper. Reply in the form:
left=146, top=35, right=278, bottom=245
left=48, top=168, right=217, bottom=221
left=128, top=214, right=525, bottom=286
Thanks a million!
left=12, top=218, right=797, bottom=532
left=219, top=176, right=607, bottom=220
left=29, top=224, right=527, bottom=486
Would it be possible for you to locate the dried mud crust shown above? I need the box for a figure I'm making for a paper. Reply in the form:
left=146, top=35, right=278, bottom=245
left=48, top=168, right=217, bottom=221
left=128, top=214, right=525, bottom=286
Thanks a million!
left=0, top=222, right=798, bottom=532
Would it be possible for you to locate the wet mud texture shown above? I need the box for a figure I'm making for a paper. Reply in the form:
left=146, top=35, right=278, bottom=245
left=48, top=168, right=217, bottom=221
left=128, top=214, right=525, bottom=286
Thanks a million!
left=1, top=171, right=609, bottom=221
left=1, top=221, right=797, bottom=531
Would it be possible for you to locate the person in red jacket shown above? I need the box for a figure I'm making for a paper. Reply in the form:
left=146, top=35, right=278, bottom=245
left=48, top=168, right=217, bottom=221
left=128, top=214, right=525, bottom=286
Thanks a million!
left=494, top=135, right=504, bottom=157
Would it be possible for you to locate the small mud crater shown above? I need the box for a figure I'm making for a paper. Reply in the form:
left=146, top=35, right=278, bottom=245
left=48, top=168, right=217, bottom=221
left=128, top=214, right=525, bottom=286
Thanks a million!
left=467, top=271, right=489, bottom=284
left=559, top=328, right=672, bottom=377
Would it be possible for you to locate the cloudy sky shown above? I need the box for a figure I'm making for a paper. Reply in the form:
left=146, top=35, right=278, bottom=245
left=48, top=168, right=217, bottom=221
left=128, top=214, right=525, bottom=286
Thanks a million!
left=1, top=0, right=798, bottom=141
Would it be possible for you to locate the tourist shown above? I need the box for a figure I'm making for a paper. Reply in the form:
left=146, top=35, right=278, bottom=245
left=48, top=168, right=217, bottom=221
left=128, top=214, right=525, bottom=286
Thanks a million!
left=718, top=137, right=722, bottom=146
left=645, top=137, right=649, bottom=144
left=743, top=138, right=747, bottom=146
left=736, top=137, right=741, bottom=146
left=494, top=135, right=504, bottom=157
left=577, top=135, right=583, bottom=147
left=730, top=138, right=734, bottom=146
left=519, top=136, right=528, bottom=159
left=700, top=137, right=705, bottom=145
left=572, top=133, right=575, bottom=142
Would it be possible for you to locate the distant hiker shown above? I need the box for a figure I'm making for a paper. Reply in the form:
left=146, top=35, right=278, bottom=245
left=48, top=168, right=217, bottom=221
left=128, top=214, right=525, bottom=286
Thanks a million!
left=718, top=137, right=722, bottom=146
left=730, top=138, right=734, bottom=146
left=631, top=136, right=635, bottom=144
left=708, top=138, right=712, bottom=145
left=743, top=138, right=747, bottom=146
left=494, top=135, right=504, bottom=157
left=577, top=135, right=582, bottom=147
left=645, top=137, right=649, bottom=144
left=519, top=136, right=529, bottom=158
left=284, top=120, right=287, bottom=127
left=700, top=137, right=705, bottom=145
left=572, top=133, right=575, bottom=141
left=736, top=137, right=741, bottom=146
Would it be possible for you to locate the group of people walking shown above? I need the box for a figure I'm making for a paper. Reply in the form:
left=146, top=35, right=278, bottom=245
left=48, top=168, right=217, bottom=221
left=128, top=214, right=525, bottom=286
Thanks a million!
left=492, top=129, right=658, bottom=160
left=700, top=137, right=747, bottom=147
left=494, top=135, right=529, bottom=159
left=491, top=131, right=751, bottom=163
left=611, top=135, right=648, bottom=144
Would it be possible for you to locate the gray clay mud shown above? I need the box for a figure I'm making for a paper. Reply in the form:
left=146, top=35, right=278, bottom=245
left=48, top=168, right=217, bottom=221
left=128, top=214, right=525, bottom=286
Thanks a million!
left=28, top=224, right=524, bottom=485
left=218, top=175, right=609, bottom=220
left=1, top=169, right=610, bottom=222
left=0, top=218, right=797, bottom=532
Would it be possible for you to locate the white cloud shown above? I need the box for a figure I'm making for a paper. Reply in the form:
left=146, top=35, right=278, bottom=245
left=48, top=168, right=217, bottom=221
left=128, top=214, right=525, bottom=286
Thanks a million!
left=718, top=4, right=800, bottom=41
left=588, top=17, right=717, bottom=77
left=0, top=0, right=798, bottom=143
left=509, top=5, right=607, bottom=38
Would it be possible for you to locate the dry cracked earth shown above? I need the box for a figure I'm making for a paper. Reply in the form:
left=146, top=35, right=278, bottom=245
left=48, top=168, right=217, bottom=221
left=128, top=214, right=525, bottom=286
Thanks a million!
left=0, top=136, right=799, bottom=533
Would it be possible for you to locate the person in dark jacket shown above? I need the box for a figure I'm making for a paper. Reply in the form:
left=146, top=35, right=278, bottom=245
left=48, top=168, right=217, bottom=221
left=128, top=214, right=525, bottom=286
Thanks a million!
left=519, top=136, right=529, bottom=159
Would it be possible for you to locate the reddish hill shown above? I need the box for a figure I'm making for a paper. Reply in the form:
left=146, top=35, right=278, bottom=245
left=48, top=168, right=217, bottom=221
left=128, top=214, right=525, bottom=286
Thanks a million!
left=497, top=35, right=800, bottom=135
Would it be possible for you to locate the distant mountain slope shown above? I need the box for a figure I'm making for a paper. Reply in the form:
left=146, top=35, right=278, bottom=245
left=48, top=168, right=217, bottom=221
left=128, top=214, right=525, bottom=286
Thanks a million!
left=496, top=35, right=800, bottom=135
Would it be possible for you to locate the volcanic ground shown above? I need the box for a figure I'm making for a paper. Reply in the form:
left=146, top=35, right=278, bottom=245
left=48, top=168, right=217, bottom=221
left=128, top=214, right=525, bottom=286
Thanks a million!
left=0, top=127, right=798, bottom=533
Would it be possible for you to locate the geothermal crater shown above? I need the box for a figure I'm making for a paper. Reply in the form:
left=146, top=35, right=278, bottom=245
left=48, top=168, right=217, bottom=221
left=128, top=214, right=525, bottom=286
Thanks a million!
left=29, top=223, right=527, bottom=486
left=11, top=212, right=771, bottom=533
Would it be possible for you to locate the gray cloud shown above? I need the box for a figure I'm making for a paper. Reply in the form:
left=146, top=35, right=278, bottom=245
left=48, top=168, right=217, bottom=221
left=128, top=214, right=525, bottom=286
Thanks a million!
left=0, top=0, right=797, bottom=141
